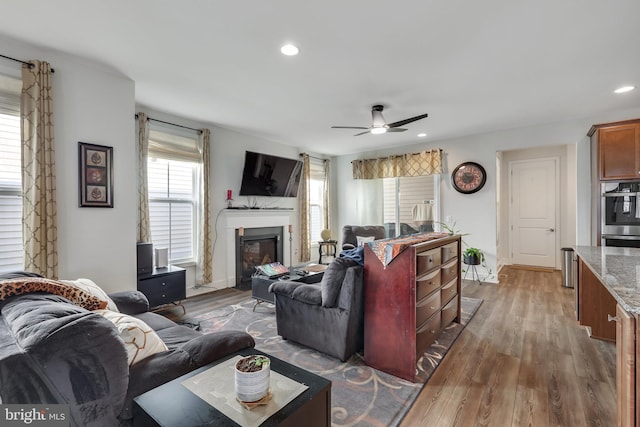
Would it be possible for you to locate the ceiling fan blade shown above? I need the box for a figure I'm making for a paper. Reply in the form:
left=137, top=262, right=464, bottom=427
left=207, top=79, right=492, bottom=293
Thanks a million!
left=354, top=130, right=371, bottom=136
left=388, top=113, right=429, bottom=128
left=386, top=127, right=407, bottom=133
left=331, top=126, right=369, bottom=130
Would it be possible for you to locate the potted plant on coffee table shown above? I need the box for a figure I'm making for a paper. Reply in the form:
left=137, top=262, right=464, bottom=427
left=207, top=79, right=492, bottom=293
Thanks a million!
left=234, top=355, right=271, bottom=403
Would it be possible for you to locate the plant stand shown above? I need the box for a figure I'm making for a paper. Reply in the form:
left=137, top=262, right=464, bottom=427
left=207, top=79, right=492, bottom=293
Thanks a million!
left=463, top=263, right=481, bottom=284
left=463, top=254, right=482, bottom=284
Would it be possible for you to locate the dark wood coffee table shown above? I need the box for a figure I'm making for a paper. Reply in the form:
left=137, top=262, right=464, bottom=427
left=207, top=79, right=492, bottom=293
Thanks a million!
left=133, top=348, right=331, bottom=426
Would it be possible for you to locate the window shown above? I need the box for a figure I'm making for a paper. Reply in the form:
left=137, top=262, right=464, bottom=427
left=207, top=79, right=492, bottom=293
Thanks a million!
left=0, top=78, right=23, bottom=273
left=147, top=127, right=200, bottom=263
left=383, top=175, right=438, bottom=236
left=309, top=158, right=327, bottom=243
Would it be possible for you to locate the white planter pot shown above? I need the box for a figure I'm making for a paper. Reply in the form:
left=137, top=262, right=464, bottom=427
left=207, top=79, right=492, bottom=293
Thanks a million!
left=234, top=356, right=270, bottom=402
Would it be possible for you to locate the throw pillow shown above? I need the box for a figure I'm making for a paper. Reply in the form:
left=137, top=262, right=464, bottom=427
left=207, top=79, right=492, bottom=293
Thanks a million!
left=0, top=277, right=108, bottom=311
left=96, top=310, right=168, bottom=366
left=60, top=278, right=119, bottom=312
left=356, top=235, right=376, bottom=246
left=320, top=257, right=358, bottom=308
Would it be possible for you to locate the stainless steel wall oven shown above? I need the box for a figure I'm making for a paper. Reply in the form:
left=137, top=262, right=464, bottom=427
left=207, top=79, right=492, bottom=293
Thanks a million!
left=601, top=181, right=640, bottom=247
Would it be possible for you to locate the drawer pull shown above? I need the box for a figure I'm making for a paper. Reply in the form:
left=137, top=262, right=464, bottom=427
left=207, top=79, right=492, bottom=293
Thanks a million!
left=430, top=306, right=437, bottom=310
left=162, top=294, right=166, bottom=298
left=608, top=314, right=619, bottom=322
left=162, top=282, right=166, bottom=286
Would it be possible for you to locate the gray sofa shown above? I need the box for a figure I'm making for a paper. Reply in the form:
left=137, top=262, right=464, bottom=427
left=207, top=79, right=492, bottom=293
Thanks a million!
left=0, top=272, right=255, bottom=426
left=341, top=225, right=386, bottom=250
left=269, top=258, right=364, bottom=361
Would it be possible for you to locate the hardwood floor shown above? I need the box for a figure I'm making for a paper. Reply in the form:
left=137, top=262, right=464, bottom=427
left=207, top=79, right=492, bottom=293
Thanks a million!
left=163, top=267, right=617, bottom=427
left=400, top=267, right=616, bottom=427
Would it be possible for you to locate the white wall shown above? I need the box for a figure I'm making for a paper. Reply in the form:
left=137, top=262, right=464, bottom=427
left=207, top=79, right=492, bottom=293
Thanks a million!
left=135, top=106, right=321, bottom=290
left=1, top=33, right=137, bottom=293
left=337, top=110, right=640, bottom=280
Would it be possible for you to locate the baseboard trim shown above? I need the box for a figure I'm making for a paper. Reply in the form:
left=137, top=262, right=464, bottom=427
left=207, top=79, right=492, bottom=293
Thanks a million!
left=509, top=264, right=556, bottom=273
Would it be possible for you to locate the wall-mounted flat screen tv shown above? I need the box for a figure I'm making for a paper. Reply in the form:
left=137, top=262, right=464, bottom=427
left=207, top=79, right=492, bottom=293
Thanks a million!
left=239, top=151, right=303, bottom=197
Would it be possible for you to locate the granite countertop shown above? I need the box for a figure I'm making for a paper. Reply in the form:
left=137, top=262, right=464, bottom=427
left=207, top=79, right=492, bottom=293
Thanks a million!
left=574, top=245, right=640, bottom=314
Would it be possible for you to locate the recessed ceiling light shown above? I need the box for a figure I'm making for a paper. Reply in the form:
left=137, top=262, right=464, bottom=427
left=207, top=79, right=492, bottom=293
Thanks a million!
left=417, top=133, right=427, bottom=138
left=280, top=44, right=299, bottom=56
left=614, top=85, right=636, bottom=94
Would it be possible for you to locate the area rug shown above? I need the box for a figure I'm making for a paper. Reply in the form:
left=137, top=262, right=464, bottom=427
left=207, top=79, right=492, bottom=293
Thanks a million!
left=188, top=296, right=482, bottom=427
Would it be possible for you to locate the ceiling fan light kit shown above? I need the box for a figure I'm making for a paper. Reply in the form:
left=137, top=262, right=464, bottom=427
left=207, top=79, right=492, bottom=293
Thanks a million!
left=331, top=104, right=428, bottom=137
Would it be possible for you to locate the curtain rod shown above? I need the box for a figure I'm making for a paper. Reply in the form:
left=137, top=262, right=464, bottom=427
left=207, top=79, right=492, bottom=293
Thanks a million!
left=300, top=153, right=328, bottom=161
left=0, top=54, right=55, bottom=73
left=135, top=114, right=202, bottom=134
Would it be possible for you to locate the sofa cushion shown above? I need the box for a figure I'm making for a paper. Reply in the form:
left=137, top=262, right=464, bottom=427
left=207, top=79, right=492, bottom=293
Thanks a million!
left=356, top=235, right=376, bottom=246
left=109, top=290, right=150, bottom=315
left=0, top=294, right=129, bottom=425
left=97, top=310, right=168, bottom=366
left=291, top=284, right=322, bottom=305
left=268, top=280, right=299, bottom=298
left=321, top=257, right=359, bottom=308
left=0, top=277, right=107, bottom=311
left=60, top=278, right=119, bottom=311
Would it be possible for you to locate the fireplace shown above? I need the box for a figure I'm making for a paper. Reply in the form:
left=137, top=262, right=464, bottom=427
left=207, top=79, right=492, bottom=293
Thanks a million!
left=235, top=226, right=284, bottom=290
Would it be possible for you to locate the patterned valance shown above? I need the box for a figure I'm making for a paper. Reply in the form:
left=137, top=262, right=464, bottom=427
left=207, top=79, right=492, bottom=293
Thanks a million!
left=352, top=149, right=443, bottom=180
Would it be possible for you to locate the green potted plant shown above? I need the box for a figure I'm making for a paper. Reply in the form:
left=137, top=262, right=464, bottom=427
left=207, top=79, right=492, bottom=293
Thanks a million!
left=463, top=247, right=484, bottom=266
left=234, top=355, right=271, bottom=402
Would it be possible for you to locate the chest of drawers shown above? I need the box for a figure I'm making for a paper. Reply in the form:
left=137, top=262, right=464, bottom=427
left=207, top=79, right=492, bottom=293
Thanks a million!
left=137, top=265, right=186, bottom=308
left=363, top=235, right=461, bottom=382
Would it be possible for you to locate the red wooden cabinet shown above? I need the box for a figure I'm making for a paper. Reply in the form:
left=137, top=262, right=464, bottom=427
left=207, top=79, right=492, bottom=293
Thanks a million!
left=363, top=235, right=461, bottom=382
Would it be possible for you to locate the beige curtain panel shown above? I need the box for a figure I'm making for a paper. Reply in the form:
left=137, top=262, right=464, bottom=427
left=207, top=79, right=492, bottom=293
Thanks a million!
left=352, top=149, right=443, bottom=179
left=21, top=60, right=58, bottom=278
left=196, top=128, right=213, bottom=285
left=136, top=113, right=151, bottom=243
left=298, top=154, right=311, bottom=262
left=323, top=159, right=330, bottom=234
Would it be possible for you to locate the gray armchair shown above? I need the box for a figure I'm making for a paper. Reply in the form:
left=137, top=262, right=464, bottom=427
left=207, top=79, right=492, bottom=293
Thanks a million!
left=268, top=258, right=364, bottom=361
left=341, top=225, right=386, bottom=250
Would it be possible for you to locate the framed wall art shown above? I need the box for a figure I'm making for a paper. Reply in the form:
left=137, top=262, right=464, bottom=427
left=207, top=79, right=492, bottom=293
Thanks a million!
left=78, top=142, right=113, bottom=207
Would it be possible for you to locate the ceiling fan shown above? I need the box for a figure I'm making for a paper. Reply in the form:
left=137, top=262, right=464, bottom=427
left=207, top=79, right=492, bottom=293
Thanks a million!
left=331, top=105, right=428, bottom=136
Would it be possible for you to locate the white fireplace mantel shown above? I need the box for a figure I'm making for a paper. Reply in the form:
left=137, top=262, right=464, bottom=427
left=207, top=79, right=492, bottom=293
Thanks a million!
left=222, top=209, right=296, bottom=287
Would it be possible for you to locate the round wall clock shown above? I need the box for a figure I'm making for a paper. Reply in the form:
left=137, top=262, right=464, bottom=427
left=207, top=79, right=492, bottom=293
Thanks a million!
left=451, top=162, right=487, bottom=194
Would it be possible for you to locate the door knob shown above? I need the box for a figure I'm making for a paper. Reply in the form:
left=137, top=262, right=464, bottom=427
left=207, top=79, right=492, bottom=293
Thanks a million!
left=548, top=228, right=555, bottom=232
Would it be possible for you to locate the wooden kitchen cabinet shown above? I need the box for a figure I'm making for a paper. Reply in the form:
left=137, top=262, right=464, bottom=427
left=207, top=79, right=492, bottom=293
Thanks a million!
left=616, top=304, right=635, bottom=427
left=578, top=257, right=616, bottom=341
left=590, top=119, right=640, bottom=181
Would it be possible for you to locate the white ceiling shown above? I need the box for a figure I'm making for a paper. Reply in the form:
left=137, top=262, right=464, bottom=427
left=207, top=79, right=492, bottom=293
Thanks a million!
left=1, top=1, right=638, bottom=156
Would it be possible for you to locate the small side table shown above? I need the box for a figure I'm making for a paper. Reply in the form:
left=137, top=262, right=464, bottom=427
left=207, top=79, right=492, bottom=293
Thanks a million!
left=137, top=265, right=186, bottom=312
left=318, top=240, right=337, bottom=265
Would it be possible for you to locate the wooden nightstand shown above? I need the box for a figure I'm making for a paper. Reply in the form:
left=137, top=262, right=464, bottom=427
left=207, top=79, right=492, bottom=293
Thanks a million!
left=137, top=265, right=186, bottom=311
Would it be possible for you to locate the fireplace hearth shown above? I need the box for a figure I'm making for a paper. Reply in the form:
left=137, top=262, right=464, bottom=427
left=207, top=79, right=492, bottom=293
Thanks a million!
left=235, top=226, right=284, bottom=290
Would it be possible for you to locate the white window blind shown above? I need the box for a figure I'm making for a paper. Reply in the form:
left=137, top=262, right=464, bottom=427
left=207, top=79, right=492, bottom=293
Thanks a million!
left=383, top=175, right=436, bottom=235
left=309, top=158, right=326, bottom=243
left=0, top=88, right=23, bottom=273
left=147, top=127, right=199, bottom=263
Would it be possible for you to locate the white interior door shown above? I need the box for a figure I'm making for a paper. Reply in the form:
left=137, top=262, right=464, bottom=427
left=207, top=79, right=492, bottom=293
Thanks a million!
left=509, top=158, right=558, bottom=268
